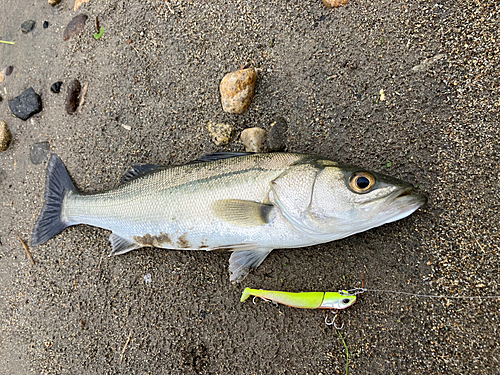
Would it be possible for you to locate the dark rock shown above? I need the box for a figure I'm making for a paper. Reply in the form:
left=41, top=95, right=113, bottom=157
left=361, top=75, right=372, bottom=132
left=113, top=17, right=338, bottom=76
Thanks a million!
left=50, top=81, right=63, bottom=93
left=0, top=95, right=2, bottom=103
left=9, top=88, right=43, bottom=121
left=43, top=21, right=49, bottom=29
left=21, top=20, right=36, bottom=34
left=268, top=117, right=288, bottom=151
left=65, top=79, right=81, bottom=114
left=30, top=142, right=50, bottom=165
left=63, top=15, right=88, bottom=41
left=5, top=66, right=14, bottom=76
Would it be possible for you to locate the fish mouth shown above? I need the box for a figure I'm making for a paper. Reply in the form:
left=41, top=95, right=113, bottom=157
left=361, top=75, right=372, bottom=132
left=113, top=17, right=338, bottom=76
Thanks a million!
left=384, top=186, right=427, bottom=224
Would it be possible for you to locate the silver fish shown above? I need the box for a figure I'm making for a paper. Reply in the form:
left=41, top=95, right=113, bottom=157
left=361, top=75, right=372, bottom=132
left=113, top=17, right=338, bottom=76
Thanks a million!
left=32, top=152, right=426, bottom=282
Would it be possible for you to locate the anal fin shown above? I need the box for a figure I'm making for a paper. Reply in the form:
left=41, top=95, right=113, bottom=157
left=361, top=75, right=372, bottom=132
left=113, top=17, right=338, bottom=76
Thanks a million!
left=109, top=233, right=140, bottom=256
left=206, top=243, right=259, bottom=253
left=229, top=248, right=273, bottom=283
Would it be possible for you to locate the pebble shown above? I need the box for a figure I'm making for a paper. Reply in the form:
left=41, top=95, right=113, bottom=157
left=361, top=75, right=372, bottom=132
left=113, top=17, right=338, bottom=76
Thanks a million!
left=0, top=121, right=12, bottom=152
left=50, top=81, right=63, bottom=94
left=65, top=79, right=81, bottom=114
left=379, top=89, right=386, bottom=101
left=0, top=72, right=4, bottom=83
left=206, top=122, right=233, bottom=146
left=74, top=0, right=90, bottom=12
left=48, top=0, right=61, bottom=5
left=219, top=68, right=257, bottom=114
left=267, top=117, right=288, bottom=151
left=8, top=87, right=43, bottom=121
left=21, top=20, right=36, bottom=34
left=63, top=15, right=88, bottom=42
left=30, top=142, right=50, bottom=165
left=322, top=0, right=349, bottom=8
left=240, top=127, right=266, bottom=153
left=43, top=21, right=49, bottom=29
left=5, top=66, right=14, bottom=76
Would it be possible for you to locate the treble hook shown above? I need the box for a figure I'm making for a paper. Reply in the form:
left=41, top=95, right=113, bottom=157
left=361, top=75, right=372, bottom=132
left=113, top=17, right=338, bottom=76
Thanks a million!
left=252, top=296, right=278, bottom=307
left=325, top=311, right=344, bottom=329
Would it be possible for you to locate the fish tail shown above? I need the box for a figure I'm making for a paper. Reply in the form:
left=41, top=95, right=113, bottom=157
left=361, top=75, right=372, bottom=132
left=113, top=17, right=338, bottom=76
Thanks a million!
left=240, top=287, right=254, bottom=302
left=31, top=154, right=78, bottom=246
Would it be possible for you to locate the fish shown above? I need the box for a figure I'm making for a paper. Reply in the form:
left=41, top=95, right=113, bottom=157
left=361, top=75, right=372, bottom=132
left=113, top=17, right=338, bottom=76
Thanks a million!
left=31, top=152, right=426, bottom=282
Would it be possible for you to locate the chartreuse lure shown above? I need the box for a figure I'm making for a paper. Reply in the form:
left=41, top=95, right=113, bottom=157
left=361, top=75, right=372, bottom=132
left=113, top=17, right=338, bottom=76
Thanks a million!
left=240, top=288, right=356, bottom=310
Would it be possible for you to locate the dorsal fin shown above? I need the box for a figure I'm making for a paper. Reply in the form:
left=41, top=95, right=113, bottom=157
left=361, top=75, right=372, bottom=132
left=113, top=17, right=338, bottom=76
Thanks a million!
left=120, top=164, right=161, bottom=183
left=190, top=152, right=254, bottom=164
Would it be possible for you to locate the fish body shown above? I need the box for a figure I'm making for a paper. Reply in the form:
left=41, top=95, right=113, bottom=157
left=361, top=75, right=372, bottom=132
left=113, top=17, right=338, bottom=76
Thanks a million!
left=32, top=152, right=426, bottom=282
left=240, top=287, right=357, bottom=310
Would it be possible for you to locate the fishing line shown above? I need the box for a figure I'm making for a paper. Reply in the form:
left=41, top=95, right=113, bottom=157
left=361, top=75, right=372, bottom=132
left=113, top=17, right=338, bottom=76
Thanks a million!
left=344, top=288, right=500, bottom=300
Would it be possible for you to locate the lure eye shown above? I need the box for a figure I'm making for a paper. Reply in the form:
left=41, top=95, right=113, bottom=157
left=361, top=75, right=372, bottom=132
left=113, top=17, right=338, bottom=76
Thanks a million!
left=349, top=172, right=375, bottom=193
left=342, top=298, right=351, bottom=305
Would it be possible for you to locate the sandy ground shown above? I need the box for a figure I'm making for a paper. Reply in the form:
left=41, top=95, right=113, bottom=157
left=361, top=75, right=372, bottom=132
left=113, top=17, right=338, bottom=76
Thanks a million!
left=1, top=0, right=499, bottom=374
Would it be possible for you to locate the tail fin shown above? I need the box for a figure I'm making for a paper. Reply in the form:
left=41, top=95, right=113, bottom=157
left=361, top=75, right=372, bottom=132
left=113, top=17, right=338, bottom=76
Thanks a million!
left=240, top=287, right=253, bottom=302
left=31, top=154, right=78, bottom=246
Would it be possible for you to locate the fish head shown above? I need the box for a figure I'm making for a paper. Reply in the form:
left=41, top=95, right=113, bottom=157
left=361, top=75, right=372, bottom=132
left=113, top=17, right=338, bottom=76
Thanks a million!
left=271, top=159, right=427, bottom=240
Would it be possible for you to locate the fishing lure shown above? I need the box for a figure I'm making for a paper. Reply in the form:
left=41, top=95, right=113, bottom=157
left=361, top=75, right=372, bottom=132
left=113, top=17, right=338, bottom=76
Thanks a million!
left=240, top=287, right=357, bottom=310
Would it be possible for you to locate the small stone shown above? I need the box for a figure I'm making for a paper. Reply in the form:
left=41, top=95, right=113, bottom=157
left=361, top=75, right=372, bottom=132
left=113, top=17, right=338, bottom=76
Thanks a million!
left=5, top=66, right=14, bottom=76
left=9, top=87, right=43, bottom=121
left=240, top=127, right=266, bottom=153
left=30, top=142, right=50, bottom=165
left=0, top=72, right=4, bottom=83
left=50, top=81, right=63, bottom=93
left=65, top=79, right=81, bottom=114
left=48, top=0, right=62, bottom=5
left=74, top=0, right=90, bottom=12
left=0, top=121, right=12, bottom=152
left=206, top=122, right=233, bottom=146
left=43, top=21, right=49, bottom=29
left=0, top=95, right=3, bottom=103
left=63, top=15, right=88, bottom=42
left=220, top=68, right=257, bottom=114
left=268, top=117, right=288, bottom=151
left=322, top=0, right=350, bottom=8
left=21, top=20, right=36, bottom=34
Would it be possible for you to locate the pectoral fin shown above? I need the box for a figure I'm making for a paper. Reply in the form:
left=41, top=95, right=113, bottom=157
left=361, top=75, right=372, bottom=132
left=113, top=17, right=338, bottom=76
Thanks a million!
left=109, top=233, right=140, bottom=255
left=229, top=248, right=273, bottom=283
left=212, top=199, right=274, bottom=227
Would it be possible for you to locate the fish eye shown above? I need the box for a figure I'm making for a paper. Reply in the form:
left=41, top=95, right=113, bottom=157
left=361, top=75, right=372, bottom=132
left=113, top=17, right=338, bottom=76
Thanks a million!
left=349, top=172, right=375, bottom=193
left=342, top=298, right=351, bottom=305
